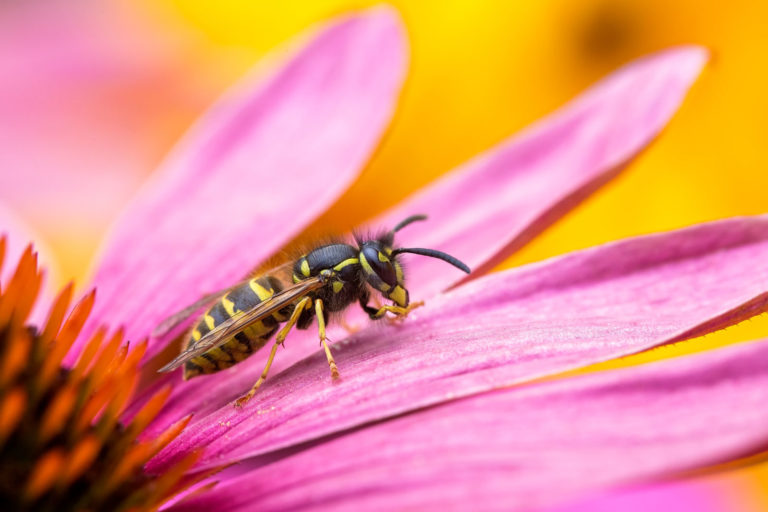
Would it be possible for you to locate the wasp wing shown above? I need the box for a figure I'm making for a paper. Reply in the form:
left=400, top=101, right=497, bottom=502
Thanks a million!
left=152, top=287, right=234, bottom=338
left=157, top=275, right=325, bottom=373
left=151, top=260, right=297, bottom=338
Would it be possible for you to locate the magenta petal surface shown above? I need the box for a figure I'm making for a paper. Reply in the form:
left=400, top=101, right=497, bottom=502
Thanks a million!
left=170, top=339, right=768, bottom=512
left=66, top=7, right=407, bottom=362
left=148, top=216, right=768, bottom=471
left=372, top=46, right=707, bottom=298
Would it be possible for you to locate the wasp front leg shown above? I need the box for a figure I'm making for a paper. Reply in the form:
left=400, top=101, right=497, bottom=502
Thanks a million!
left=373, top=301, right=424, bottom=321
left=235, top=296, right=311, bottom=408
left=358, top=292, right=423, bottom=323
left=358, top=291, right=381, bottom=320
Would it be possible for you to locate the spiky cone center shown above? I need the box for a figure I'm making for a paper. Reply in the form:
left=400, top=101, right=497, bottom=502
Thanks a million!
left=0, top=238, right=204, bottom=512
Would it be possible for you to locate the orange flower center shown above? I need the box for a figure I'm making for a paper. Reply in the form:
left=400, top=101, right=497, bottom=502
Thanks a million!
left=0, top=238, right=205, bottom=511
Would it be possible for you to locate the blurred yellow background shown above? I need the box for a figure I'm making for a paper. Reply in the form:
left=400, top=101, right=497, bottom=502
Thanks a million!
left=1, top=0, right=767, bottom=507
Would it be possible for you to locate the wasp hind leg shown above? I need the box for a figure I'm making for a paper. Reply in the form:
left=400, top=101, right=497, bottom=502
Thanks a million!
left=235, top=296, right=312, bottom=408
left=315, top=299, right=340, bottom=380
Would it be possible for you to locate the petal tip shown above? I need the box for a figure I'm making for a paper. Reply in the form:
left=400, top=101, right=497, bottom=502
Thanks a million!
left=348, top=3, right=405, bottom=31
left=668, top=44, right=710, bottom=73
left=343, top=4, right=409, bottom=65
left=641, top=44, right=710, bottom=84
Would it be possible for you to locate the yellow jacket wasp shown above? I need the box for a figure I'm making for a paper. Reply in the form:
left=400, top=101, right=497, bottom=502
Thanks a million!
left=156, top=215, right=470, bottom=406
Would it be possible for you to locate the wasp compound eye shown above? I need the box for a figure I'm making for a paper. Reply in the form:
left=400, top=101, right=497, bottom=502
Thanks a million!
left=361, top=244, right=397, bottom=287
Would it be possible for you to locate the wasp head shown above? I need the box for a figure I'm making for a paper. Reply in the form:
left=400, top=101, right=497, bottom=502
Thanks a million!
left=359, top=239, right=408, bottom=307
left=357, top=215, right=471, bottom=308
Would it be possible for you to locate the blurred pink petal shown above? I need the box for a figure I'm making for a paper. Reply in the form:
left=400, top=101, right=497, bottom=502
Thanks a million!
left=167, top=338, right=768, bottom=512
left=65, top=6, right=408, bottom=363
left=0, top=205, right=53, bottom=283
left=550, top=478, right=737, bottom=512
left=148, top=215, right=768, bottom=471
left=372, top=45, right=708, bottom=297
left=0, top=0, right=191, bottom=244
left=131, top=46, right=709, bottom=425
left=0, top=203, right=58, bottom=323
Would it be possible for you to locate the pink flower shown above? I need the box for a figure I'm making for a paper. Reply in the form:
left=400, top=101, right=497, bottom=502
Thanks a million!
left=4, top=6, right=768, bottom=511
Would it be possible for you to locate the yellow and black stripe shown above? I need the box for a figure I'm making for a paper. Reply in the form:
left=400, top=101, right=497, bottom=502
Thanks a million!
left=183, top=275, right=290, bottom=379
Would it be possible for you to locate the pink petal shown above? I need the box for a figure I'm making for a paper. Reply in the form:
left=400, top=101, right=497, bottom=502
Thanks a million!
left=550, top=478, right=739, bottom=512
left=66, top=7, right=408, bottom=363
left=0, top=1, right=194, bottom=253
left=0, top=205, right=53, bottom=282
left=168, top=338, right=768, bottom=512
left=133, top=45, right=709, bottom=425
left=149, top=215, right=768, bottom=471
left=0, top=204, right=58, bottom=323
left=372, top=45, right=708, bottom=298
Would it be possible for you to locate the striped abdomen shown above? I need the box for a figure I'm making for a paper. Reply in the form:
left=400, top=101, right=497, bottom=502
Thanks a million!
left=183, top=275, right=290, bottom=379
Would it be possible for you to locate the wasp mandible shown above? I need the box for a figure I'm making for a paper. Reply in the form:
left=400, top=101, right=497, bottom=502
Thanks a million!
left=156, top=215, right=470, bottom=406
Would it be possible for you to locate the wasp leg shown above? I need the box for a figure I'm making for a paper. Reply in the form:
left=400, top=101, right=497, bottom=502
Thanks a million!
left=372, top=301, right=425, bottom=321
left=235, top=296, right=311, bottom=407
left=315, top=299, right=340, bottom=380
left=358, top=290, right=386, bottom=320
left=359, top=300, right=380, bottom=320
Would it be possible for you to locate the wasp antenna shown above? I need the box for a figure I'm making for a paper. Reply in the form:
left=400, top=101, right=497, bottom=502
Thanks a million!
left=391, top=247, right=470, bottom=274
left=392, top=215, right=428, bottom=233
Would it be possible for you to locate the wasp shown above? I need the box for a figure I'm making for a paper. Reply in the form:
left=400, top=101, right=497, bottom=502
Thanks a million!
left=156, top=215, right=470, bottom=406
